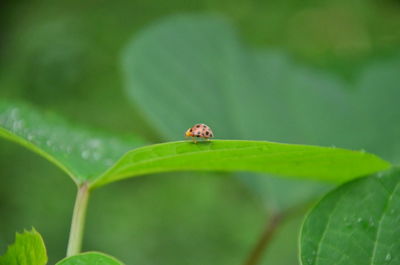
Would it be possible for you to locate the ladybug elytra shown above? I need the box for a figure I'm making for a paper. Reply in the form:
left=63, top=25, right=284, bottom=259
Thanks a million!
left=185, top=124, right=214, bottom=143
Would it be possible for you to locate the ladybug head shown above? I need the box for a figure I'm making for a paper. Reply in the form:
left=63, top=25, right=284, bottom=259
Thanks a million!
left=185, top=128, right=193, bottom=137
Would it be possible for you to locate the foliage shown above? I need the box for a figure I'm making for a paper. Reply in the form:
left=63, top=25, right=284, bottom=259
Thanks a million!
left=0, top=100, right=144, bottom=184
left=121, top=15, right=400, bottom=214
left=0, top=229, right=47, bottom=265
left=0, top=229, right=124, bottom=265
left=0, top=99, right=393, bottom=264
left=0, top=100, right=388, bottom=190
left=120, top=15, right=400, bottom=264
left=94, top=140, right=389, bottom=188
left=121, top=15, right=400, bottom=164
left=301, top=168, right=400, bottom=265
left=0, top=4, right=400, bottom=265
left=56, top=252, right=125, bottom=265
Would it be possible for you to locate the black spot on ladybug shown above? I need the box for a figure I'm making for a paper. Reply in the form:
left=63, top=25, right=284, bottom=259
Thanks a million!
left=189, top=128, right=193, bottom=132
left=196, top=125, right=200, bottom=128
left=205, top=131, right=209, bottom=135
left=210, top=133, right=213, bottom=137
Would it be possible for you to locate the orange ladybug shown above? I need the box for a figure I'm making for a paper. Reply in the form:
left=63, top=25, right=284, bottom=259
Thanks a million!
left=185, top=123, right=214, bottom=143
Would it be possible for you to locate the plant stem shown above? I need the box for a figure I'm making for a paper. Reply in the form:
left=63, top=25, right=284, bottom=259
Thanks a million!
left=243, top=213, right=284, bottom=265
left=243, top=202, right=311, bottom=265
left=66, top=182, right=90, bottom=257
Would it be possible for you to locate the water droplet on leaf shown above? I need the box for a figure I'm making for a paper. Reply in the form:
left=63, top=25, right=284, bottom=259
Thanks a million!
left=81, top=150, right=90, bottom=159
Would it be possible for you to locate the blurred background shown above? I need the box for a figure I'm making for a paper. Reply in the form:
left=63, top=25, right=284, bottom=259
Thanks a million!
left=0, top=0, right=400, bottom=264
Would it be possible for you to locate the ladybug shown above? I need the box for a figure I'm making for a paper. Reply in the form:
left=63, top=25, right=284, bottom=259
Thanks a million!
left=185, top=123, right=214, bottom=143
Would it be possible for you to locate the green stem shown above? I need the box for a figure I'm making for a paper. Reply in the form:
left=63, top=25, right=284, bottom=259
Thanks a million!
left=66, top=182, right=90, bottom=257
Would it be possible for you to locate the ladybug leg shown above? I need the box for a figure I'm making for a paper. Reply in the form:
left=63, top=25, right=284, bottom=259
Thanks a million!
left=192, top=137, right=197, bottom=144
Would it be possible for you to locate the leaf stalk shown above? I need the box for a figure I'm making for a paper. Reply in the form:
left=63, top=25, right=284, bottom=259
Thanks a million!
left=66, top=182, right=90, bottom=257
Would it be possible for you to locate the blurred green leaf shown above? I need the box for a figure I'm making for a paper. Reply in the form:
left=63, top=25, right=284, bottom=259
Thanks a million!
left=0, top=228, right=47, bottom=265
left=121, top=14, right=349, bottom=143
left=300, top=168, right=400, bottom=265
left=119, top=14, right=338, bottom=210
left=93, top=140, right=389, bottom=188
left=0, top=100, right=144, bottom=185
left=56, top=252, right=124, bottom=265
left=121, top=15, right=400, bottom=211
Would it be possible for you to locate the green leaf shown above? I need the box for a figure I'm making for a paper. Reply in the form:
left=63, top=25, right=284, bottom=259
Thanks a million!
left=300, top=168, right=400, bottom=265
left=56, top=252, right=124, bottom=265
left=0, top=228, right=47, bottom=265
left=0, top=100, right=389, bottom=190
left=0, top=100, right=144, bottom=184
left=92, top=140, right=389, bottom=188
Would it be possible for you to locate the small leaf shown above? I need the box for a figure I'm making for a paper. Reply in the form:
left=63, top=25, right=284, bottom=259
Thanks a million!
left=0, top=228, right=47, bottom=265
left=56, top=252, right=124, bottom=265
left=92, top=140, right=389, bottom=188
left=300, top=168, right=400, bottom=265
left=0, top=100, right=144, bottom=184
